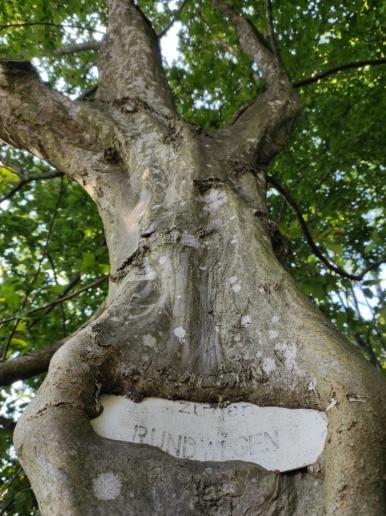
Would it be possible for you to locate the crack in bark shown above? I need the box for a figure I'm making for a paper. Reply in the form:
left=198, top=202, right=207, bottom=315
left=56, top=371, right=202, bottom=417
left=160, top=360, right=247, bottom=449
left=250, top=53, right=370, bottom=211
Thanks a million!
left=110, top=244, right=150, bottom=282
left=193, top=177, right=225, bottom=193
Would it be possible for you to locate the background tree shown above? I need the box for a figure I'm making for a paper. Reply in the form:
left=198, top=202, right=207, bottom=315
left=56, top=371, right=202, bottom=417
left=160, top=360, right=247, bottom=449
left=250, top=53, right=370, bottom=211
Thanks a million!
left=0, top=0, right=385, bottom=514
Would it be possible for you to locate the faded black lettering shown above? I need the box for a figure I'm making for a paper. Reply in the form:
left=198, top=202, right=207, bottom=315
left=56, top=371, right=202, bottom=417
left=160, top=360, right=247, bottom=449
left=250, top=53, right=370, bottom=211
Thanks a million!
left=133, top=425, right=148, bottom=443
left=178, top=403, right=191, bottom=415
left=182, top=436, right=196, bottom=459
left=166, top=433, right=182, bottom=457
left=264, top=431, right=279, bottom=450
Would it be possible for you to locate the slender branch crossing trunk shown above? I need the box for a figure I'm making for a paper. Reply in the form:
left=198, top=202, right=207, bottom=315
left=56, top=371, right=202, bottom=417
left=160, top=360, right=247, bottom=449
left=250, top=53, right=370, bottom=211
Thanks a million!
left=0, top=1, right=385, bottom=514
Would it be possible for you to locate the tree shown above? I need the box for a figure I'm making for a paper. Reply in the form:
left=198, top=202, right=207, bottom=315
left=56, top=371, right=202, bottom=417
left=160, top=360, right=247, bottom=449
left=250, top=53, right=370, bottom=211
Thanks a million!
left=0, top=0, right=385, bottom=514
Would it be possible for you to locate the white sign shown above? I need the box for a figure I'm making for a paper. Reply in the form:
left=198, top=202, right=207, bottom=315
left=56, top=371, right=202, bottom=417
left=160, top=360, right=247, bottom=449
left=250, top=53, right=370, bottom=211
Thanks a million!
left=91, top=396, right=328, bottom=472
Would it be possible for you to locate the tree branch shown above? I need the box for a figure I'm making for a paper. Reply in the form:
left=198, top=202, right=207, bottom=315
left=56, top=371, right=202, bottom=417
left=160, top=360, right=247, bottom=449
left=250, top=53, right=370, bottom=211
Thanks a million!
left=0, top=170, right=63, bottom=203
left=97, top=0, right=175, bottom=114
left=158, top=0, right=190, bottom=39
left=211, top=0, right=299, bottom=162
left=0, top=60, right=103, bottom=181
left=264, top=0, right=281, bottom=68
left=54, top=40, right=101, bottom=56
left=267, top=175, right=386, bottom=281
left=0, top=298, right=106, bottom=386
left=0, top=339, right=64, bottom=386
left=212, top=0, right=282, bottom=87
left=293, top=58, right=386, bottom=88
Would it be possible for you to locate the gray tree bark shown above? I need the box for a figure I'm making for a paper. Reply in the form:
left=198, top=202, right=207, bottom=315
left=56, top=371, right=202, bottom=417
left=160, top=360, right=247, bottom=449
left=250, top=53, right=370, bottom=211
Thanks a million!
left=0, top=1, right=385, bottom=514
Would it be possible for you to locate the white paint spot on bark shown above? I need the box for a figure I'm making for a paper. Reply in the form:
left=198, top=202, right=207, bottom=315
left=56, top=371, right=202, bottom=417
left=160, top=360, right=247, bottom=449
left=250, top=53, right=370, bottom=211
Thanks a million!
left=143, top=334, right=156, bottom=348
left=159, top=256, right=167, bottom=265
left=262, top=357, right=276, bottom=374
left=241, top=315, right=252, bottom=327
left=308, top=380, right=318, bottom=394
left=229, top=276, right=241, bottom=292
left=173, top=327, right=186, bottom=339
left=274, top=341, right=298, bottom=370
left=92, top=472, right=121, bottom=501
left=204, top=190, right=227, bottom=211
left=181, top=233, right=199, bottom=247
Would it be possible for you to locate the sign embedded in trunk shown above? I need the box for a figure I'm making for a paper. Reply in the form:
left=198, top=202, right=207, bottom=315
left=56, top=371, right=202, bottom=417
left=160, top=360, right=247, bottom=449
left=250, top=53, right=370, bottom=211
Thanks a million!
left=91, top=396, right=328, bottom=472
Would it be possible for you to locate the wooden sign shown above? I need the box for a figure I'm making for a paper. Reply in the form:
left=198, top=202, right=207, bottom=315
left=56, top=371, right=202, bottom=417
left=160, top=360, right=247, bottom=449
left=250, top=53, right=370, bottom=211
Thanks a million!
left=91, top=396, right=328, bottom=472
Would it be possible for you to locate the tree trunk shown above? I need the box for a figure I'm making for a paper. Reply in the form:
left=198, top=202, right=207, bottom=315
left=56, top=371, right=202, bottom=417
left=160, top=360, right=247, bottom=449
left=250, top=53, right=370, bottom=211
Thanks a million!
left=1, top=1, right=385, bottom=514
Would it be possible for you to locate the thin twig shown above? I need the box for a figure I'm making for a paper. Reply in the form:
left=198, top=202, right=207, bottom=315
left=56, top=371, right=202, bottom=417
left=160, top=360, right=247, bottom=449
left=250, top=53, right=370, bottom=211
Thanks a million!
left=0, top=276, right=107, bottom=328
left=47, top=253, right=67, bottom=337
left=0, top=468, right=22, bottom=497
left=158, top=0, right=190, bottom=39
left=267, top=175, right=386, bottom=281
left=354, top=333, right=381, bottom=370
left=0, top=171, right=63, bottom=204
left=1, top=178, right=64, bottom=359
left=0, top=272, right=81, bottom=328
left=26, top=272, right=81, bottom=328
left=27, top=275, right=107, bottom=314
left=293, top=58, right=386, bottom=88
left=0, top=22, right=104, bottom=34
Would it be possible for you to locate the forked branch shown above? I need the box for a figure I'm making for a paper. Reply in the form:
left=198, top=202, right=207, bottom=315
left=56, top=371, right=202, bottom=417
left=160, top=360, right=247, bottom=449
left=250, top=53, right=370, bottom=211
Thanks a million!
left=211, top=0, right=299, bottom=161
left=212, top=0, right=283, bottom=87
